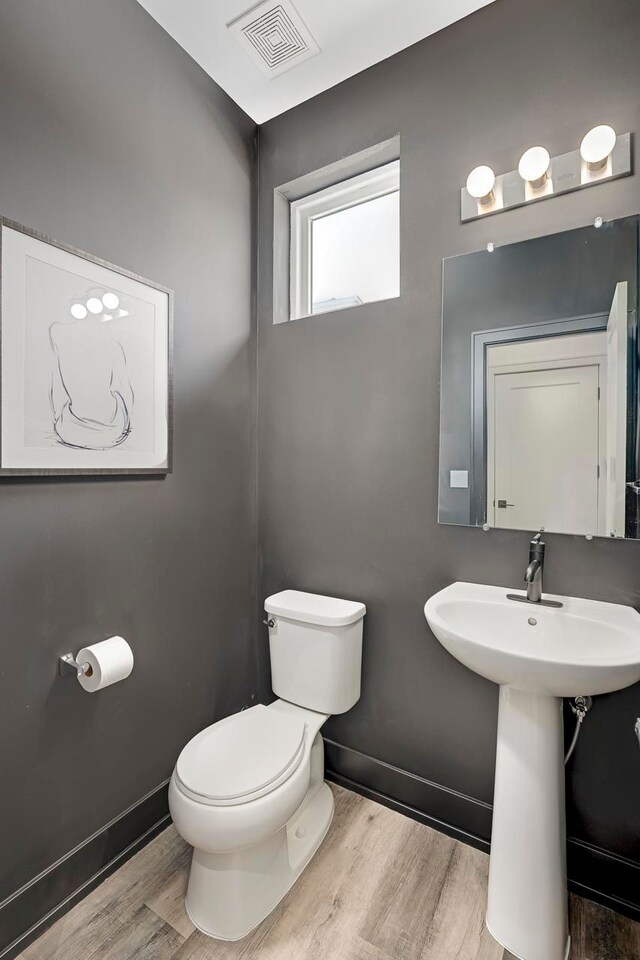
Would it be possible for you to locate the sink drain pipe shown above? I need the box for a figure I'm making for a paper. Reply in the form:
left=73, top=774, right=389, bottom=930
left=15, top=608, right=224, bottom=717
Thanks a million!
left=564, top=696, right=592, bottom=764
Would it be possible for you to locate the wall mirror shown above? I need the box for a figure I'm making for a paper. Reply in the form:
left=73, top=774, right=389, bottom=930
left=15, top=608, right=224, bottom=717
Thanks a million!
left=439, top=214, right=639, bottom=538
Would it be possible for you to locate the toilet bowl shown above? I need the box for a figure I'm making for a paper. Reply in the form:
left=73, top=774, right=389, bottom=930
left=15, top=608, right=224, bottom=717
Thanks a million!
left=169, top=700, right=331, bottom=940
left=169, top=589, right=366, bottom=941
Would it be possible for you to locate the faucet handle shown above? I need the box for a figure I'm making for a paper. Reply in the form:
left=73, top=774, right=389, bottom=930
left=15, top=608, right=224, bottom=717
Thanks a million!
left=529, top=530, right=546, bottom=560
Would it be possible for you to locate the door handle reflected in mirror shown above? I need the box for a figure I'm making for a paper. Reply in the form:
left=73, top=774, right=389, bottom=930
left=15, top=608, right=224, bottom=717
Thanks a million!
left=497, top=500, right=515, bottom=508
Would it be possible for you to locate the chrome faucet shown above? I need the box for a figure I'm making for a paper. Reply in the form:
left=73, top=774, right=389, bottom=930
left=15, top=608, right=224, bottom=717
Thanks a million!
left=507, top=531, right=563, bottom=608
left=524, top=532, right=544, bottom=602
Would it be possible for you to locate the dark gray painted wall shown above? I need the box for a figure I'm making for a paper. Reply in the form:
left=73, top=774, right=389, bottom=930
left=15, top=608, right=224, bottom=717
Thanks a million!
left=257, top=0, right=640, bottom=872
left=440, top=218, right=639, bottom=525
left=0, top=0, right=257, bottom=902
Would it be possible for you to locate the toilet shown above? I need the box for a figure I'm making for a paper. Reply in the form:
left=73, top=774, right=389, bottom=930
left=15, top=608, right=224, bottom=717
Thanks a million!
left=169, top=589, right=366, bottom=941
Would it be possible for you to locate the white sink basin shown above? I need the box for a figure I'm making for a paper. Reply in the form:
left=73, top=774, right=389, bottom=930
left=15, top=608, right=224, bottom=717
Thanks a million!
left=423, top=580, right=640, bottom=960
left=424, top=581, right=640, bottom=697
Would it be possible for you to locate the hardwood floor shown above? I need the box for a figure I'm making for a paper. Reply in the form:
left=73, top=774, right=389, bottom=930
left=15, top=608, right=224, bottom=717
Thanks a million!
left=17, top=784, right=640, bottom=960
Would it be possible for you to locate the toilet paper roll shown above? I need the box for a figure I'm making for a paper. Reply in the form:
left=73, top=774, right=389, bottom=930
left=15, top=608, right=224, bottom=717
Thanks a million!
left=76, top=636, right=134, bottom=693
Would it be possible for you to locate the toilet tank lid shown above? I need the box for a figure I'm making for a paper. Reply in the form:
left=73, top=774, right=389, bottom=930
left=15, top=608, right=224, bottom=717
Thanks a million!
left=264, top=590, right=366, bottom=627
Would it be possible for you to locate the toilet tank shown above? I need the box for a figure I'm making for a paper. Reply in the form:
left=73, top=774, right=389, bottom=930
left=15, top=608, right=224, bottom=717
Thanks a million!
left=264, top=590, right=366, bottom=714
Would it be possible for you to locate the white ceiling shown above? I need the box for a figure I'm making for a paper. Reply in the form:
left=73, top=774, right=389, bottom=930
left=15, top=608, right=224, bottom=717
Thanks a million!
left=136, top=0, right=496, bottom=124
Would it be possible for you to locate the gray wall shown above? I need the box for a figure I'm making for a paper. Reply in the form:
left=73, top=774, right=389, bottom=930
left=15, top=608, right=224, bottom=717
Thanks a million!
left=0, top=0, right=257, bottom=901
left=257, top=0, right=640, bottom=872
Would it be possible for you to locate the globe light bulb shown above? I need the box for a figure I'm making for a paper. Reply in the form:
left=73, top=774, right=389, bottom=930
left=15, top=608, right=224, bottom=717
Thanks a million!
left=580, top=125, right=616, bottom=171
left=466, top=165, right=496, bottom=204
left=70, top=303, right=88, bottom=320
left=102, top=292, right=120, bottom=310
left=86, top=297, right=103, bottom=314
left=518, top=146, right=550, bottom=188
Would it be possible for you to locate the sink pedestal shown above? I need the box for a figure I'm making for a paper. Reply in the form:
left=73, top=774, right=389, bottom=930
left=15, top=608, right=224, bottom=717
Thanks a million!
left=486, top=686, right=570, bottom=960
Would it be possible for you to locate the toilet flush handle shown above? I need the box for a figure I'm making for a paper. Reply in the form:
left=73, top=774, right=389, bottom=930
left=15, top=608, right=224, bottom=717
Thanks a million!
left=263, top=618, right=276, bottom=628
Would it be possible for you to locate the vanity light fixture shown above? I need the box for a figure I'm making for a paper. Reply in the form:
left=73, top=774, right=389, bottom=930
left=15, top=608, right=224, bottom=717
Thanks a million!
left=461, top=127, right=631, bottom=222
left=466, top=165, right=496, bottom=204
left=517, top=146, right=551, bottom=188
left=580, top=124, right=617, bottom=171
left=70, top=294, right=128, bottom=322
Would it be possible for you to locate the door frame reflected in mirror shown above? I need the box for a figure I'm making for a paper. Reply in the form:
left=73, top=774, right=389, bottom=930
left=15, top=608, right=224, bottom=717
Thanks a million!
left=470, top=313, right=607, bottom=526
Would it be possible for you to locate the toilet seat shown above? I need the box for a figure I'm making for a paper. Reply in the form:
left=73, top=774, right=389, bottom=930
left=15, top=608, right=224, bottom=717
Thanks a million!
left=175, top=704, right=307, bottom=807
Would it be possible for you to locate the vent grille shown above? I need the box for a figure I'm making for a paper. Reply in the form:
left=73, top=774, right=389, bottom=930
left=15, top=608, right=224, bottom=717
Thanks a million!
left=228, top=0, right=320, bottom=78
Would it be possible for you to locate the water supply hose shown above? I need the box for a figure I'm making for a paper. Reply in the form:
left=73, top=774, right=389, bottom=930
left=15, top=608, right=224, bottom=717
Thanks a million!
left=565, top=696, right=591, bottom=764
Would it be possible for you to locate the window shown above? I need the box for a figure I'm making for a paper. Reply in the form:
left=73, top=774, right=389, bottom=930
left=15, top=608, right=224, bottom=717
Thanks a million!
left=289, top=160, right=399, bottom=320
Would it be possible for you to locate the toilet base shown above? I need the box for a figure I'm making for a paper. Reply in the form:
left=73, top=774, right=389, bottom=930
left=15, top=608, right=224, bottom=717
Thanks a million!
left=185, top=780, right=334, bottom=940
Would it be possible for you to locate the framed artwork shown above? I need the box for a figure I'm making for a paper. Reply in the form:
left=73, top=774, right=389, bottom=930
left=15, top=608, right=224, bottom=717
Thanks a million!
left=0, top=218, right=172, bottom=475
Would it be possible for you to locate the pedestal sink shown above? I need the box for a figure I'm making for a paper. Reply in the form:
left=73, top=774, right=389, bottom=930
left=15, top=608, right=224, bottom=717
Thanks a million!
left=424, top=581, right=640, bottom=960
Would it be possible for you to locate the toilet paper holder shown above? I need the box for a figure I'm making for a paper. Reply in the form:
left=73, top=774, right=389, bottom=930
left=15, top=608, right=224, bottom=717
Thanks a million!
left=58, top=652, right=92, bottom=678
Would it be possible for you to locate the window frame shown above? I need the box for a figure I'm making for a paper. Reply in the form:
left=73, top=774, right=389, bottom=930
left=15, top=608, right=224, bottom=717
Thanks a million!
left=289, top=159, right=400, bottom=321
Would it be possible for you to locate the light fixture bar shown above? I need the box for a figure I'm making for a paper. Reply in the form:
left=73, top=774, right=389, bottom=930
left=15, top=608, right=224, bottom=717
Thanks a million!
left=461, top=132, right=632, bottom=223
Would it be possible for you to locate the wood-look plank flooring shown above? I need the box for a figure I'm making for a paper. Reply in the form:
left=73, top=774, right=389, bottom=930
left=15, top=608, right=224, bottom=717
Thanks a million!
left=17, top=784, right=640, bottom=960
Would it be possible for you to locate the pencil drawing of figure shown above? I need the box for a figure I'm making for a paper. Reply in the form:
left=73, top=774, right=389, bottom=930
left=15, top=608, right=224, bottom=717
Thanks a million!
left=49, top=289, right=134, bottom=450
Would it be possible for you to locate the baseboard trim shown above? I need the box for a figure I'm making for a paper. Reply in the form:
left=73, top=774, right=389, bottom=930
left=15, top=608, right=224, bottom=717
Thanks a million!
left=567, top=837, right=640, bottom=922
left=324, top=738, right=492, bottom=852
left=324, top=738, right=640, bottom=923
left=0, top=780, right=171, bottom=960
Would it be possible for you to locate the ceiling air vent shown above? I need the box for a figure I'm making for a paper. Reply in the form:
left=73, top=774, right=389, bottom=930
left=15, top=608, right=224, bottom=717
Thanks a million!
left=227, top=0, right=320, bottom=79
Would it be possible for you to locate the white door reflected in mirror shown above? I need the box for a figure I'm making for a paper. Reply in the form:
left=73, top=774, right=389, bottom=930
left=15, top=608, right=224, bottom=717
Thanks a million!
left=484, top=284, right=628, bottom=538
left=605, top=281, right=628, bottom=537
left=486, top=332, right=604, bottom=536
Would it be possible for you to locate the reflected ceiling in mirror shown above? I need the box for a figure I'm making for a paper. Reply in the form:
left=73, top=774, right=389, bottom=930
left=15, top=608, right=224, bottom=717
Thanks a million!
left=439, top=215, right=640, bottom=538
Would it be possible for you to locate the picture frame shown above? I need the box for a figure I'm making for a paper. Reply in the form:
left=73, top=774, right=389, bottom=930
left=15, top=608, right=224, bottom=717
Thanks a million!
left=0, top=217, right=173, bottom=475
